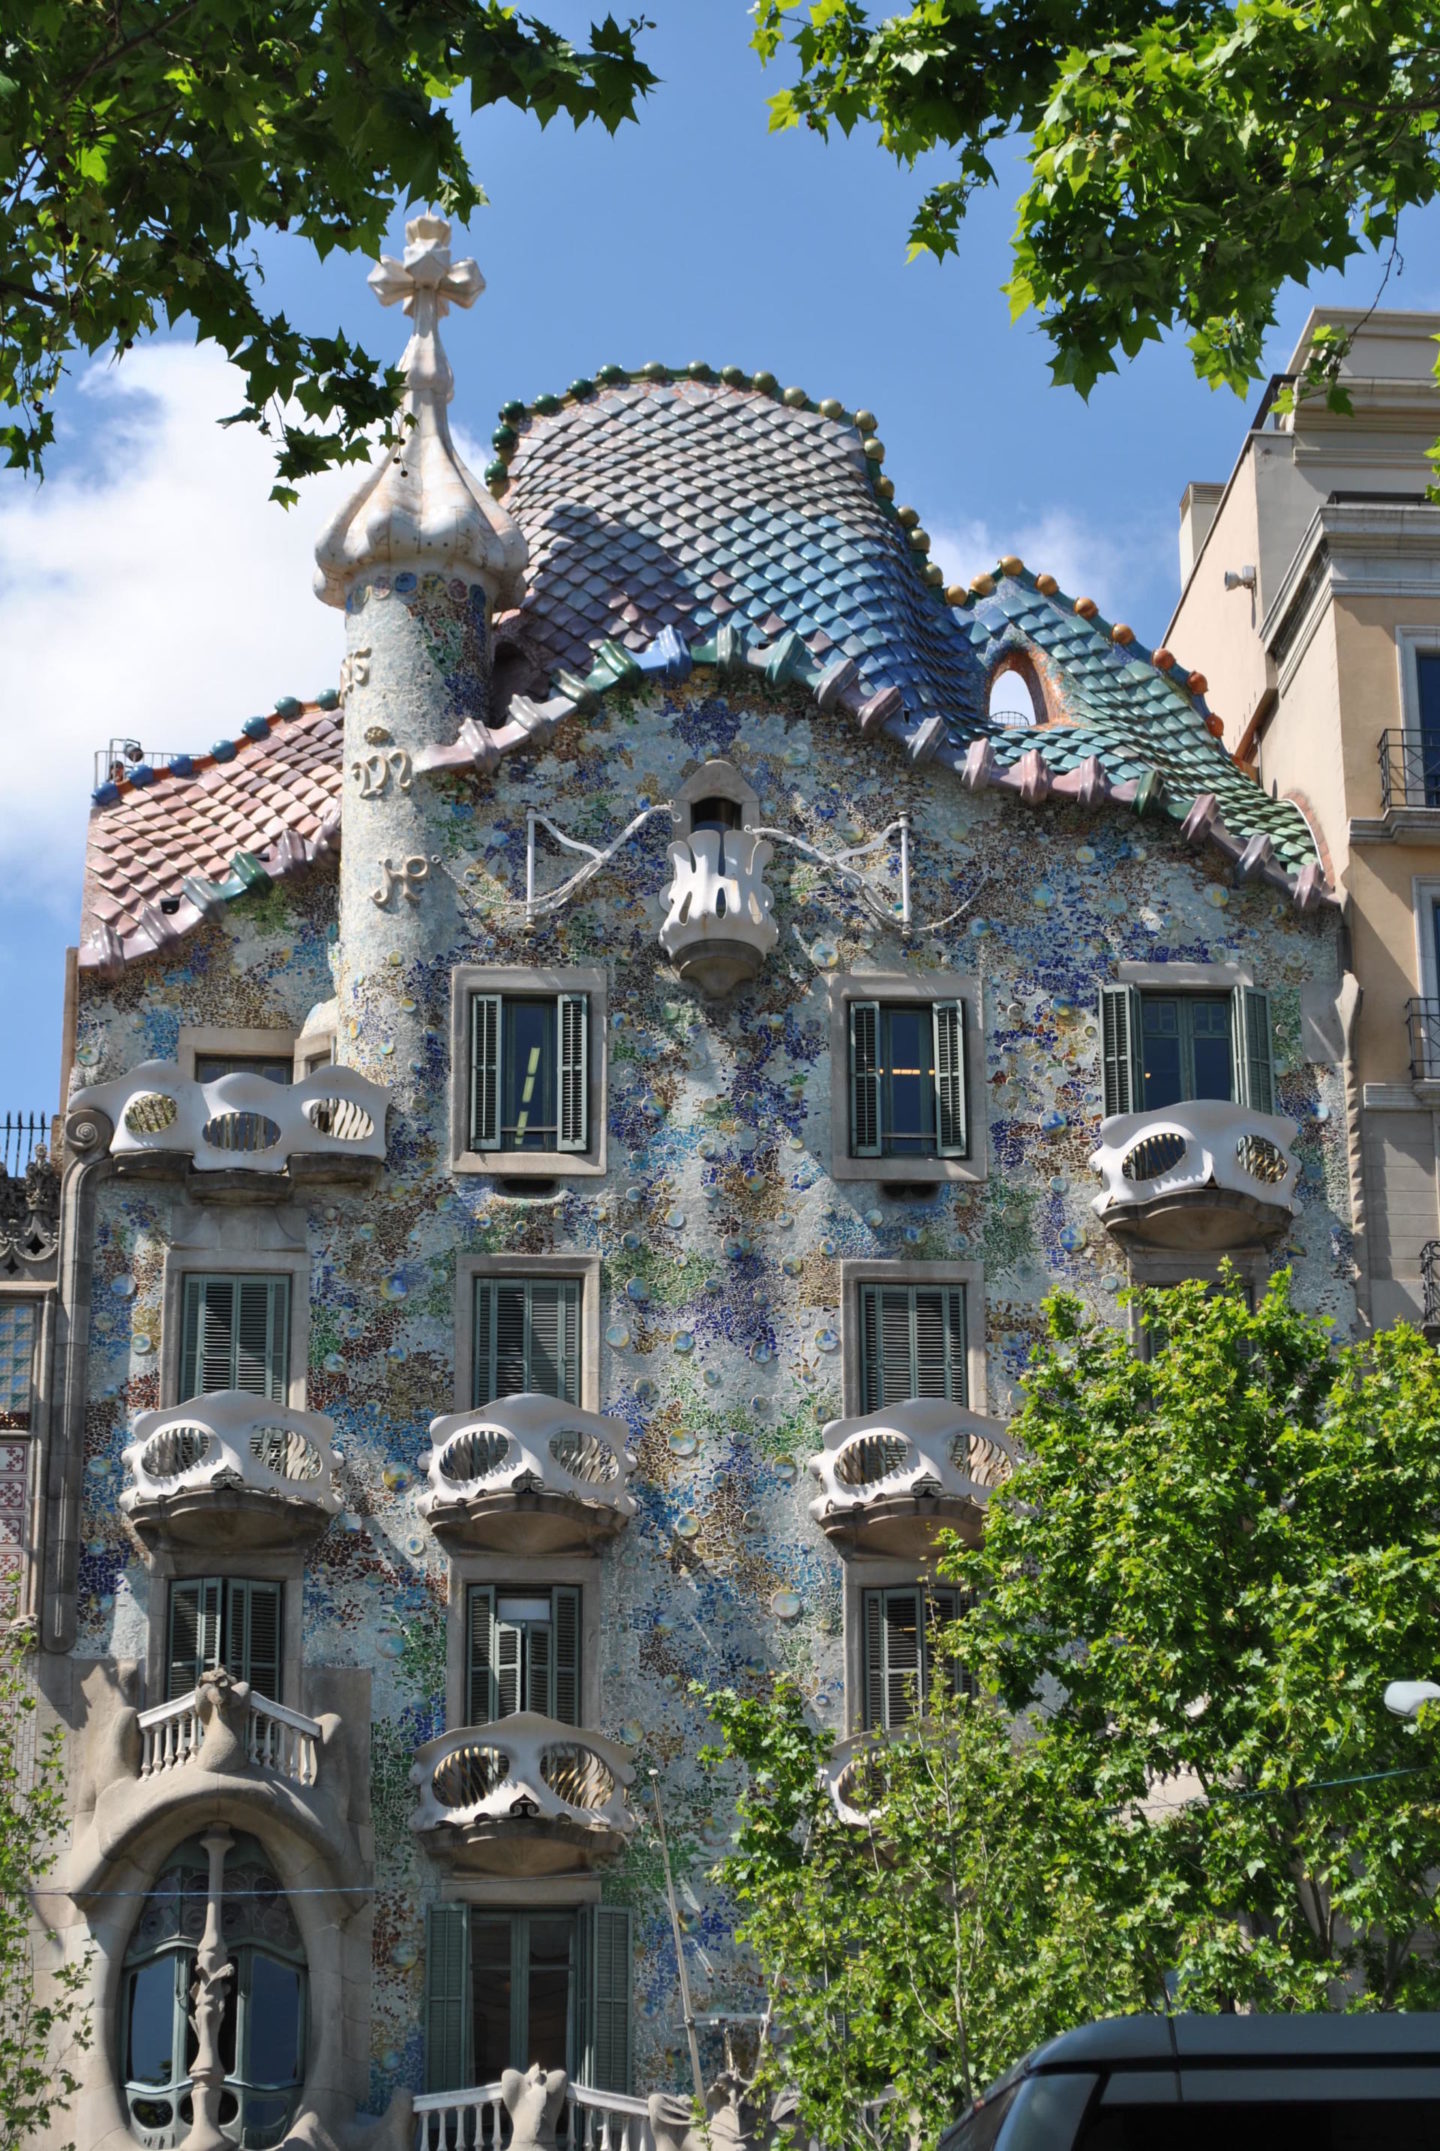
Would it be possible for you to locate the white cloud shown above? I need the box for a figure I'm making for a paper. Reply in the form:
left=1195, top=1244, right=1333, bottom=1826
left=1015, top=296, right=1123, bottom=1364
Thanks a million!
left=0, top=343, right=359, bottom=914
left=927, top=506, right=1174, bottom=636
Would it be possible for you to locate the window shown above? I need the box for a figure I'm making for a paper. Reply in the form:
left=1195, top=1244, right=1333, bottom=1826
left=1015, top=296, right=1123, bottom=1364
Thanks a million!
left=121, top=1834, right=305, bottom=2149
left=849, top=1000, right=966, bottom=1160
left=167, top=1578, right=282, bottom=1701
left=424, top=1904, right=632, bottom=2095
left=469, top=992, right=588, bottom=1154
left=859, top=1282, right=968, bottom=1412
left=473, top=1277, right=580, bottom=1408
left=193, top=1053, right=293, bottom=1085
left=179, top=1275, right=290, bottom=1401
left=466, top=1585, right=580, bottom=1725
left=861, top=1584, right=971, bottom=1731
left=1100, top=983, right=1274, bottom=1117
left=0, top=1301, right=36, bottom=1429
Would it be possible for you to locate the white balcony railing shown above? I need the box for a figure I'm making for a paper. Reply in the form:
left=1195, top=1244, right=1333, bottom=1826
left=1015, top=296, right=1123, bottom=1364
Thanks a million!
left=658, top=827, right=778, bottom=995
left=121, top=1391, right=343, bottom=1541
left=414, top=2080, right=654, bottom=2151
left=1090, top=1097, right=1300, bottom=1249
left=820, top=1734, right=888, bottom=1828
left=70, top=1060, right=390, bottom=1173
left=410, top=1713, right=636, bottom=1871
left=137, top=1684, right=320, bottom=1787
left=419, top=1394, right=637, bottom=1552
left=807, top=1398, right=1016, bottom=1555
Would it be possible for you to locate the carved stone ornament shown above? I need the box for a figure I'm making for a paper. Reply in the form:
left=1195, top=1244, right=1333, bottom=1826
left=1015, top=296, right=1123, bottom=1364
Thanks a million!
left=502, top=2065, right=570, bottom=2151
left=0, top=1143, right=59, bottom=1277
left=659, top=827, right=778, bottom=997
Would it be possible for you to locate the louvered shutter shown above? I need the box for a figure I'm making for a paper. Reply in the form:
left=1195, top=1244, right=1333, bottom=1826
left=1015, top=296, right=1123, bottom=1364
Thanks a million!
left=556, top=993, right=589, bottom=1152
left=882, top=1587, right=923, bottom=1730
left=527, top=1616, right=552, bottom=1717
left=1099, top=984, right=1143, bottom=1118
left=932, top=1001, right=967, bottom=1158
left=473, top=1284, right=493, bottom=1409
left=167, top=1577, right=221, bottom=1700
left=926, top=1585, right=971, bottom=1705
left=424, top=1904, right=471, bottom=2093
left=467, top=1585, right=495, bottom=1724
left=236, top=1277, right=288, bottom=1400
left=494, top=1614, right=523, bottom=1720
left=849, top=1001, right=882, bottom=1158
left=493, top=1283, right=529, bottom=1400
left=880, top=1288, right=912, bottom=1406
left=862, top=1589, right=885, bottom=1730
left=227, top=1579, right=282, bottom=1699
left=913, top=1286, right=967, bottom=1404
left=527, top=1281, right=580, bottom=1403
left=586, top=1906, right=633, bottom=2093
left=552, top=1587, right=581, bottom=1727
left=470, top=993, right=503, bottom=1152
left=1233, top=986, right=1275, bottom=1114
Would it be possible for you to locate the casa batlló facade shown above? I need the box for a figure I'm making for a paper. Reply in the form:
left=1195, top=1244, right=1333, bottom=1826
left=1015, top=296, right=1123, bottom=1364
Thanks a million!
left=9, top=220, right=1360, bottom=2151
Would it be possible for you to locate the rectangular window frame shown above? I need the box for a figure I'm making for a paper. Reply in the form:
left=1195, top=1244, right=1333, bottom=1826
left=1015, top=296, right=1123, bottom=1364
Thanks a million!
left=161, top=1249, right=309, bottom=1411
left=423, top=1901, right=632, bottom=2096
left=454, top=1256, right=601, bottom=1415
left=165, top=1575, right=284, bottom=1701
left=144, top=1546, right=304, bottom=1709
left=472, top=1277, right=582, bottom=1412
left=858, top=1581, right=974, bottom=1732
left=840, top=1260, right=986, bottom=1419
left=0, top=1296, right=40, bottom=1432
left=464, top=1583, right=583, bottom=1726
left=828, top=972, right=986, bottom=1185
left=1104, top=962, right=1274, bottom=1119
left=451, top=967, right=607, bottom=1178
left=177, top=1025, right=296, bottom=1083
left=177, top=1273, right=292, bottom=1403
left=445, top=1551, right=602, bottom=1732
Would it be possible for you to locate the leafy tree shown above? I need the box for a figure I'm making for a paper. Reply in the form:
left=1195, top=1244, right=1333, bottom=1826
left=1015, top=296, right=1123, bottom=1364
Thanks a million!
left=1, top=2, right=654, bottom=497
left=700, top=1276, right=1440, bottom=2148
left=0, top=1616, right=89, bottom=2148
left=751, top=0, right=1437, bottom=409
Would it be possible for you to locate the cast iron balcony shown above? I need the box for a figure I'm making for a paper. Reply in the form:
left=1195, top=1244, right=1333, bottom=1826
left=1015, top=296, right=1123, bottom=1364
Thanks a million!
left=1090, top=1097, right=1300, bottom=1252
left=418, top=1395, right=637, bottom=1554
left=1408, top=1000, right=1440, bottom=1083
left=68, top=1060, right=389, bottom=1191
left=121, top=1391, right=344, bottom=1550
left=1380, top=730, right=1440, bottom=813
left=807, top=1398, right=1016, bottom=1558
left=409, top=1713, right=636, bottom=1875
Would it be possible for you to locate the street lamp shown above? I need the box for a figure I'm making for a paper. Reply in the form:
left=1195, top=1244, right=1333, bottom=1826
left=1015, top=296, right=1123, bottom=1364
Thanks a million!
left=1385, top=1680, right=1440, bottom=1719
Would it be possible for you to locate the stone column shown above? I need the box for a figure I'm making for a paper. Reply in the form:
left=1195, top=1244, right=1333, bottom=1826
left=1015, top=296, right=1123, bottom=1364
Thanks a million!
left=181, top=1825, right=234, bottom=2151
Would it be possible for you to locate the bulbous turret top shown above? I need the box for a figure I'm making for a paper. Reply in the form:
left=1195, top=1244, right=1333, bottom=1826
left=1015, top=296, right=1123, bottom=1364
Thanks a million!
left=313, top=215, right=529, bottom=610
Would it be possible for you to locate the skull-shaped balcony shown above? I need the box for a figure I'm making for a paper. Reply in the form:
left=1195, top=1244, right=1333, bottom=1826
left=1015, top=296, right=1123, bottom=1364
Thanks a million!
left=808, top=1398, right=1017, bottom=1558
left=1090, top=1098, right=1300, bottom=1252
left=121, top=1391, right=343, bottom=1551
left=418, top=1395, right=637, bottom=1555
left=68, top=1061, right=390, bottom=1198
left=410, top=1714, right=636, bottom=1875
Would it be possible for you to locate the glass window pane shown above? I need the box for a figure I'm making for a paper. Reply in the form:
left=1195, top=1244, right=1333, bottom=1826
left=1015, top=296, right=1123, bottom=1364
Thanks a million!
left=0, top=1302, right=35, bottom=1428
left=502, top=1000, right=557, bottom=1150
left=1190, top=996, right=1233, bottom=1101
left=526, top=1917, right=573, bottom=2074
left=1419, top=651, right=1440, bottom=739
left=243, top=1954, right=302, bottom=2087
left=194, top=1053, right=293, bottom=1085
left=1141, top=998, right=1184, bottom=1108
left=882, top=1006, right=931, bottom=1154
left=127, top=1956, right=182, bottom=2085
left=472, top=1917, right=514, bottom=2081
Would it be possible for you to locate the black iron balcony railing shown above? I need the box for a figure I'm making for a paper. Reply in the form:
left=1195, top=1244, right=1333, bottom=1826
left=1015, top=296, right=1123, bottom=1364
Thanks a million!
left=1407, top=1000, right=1440, bottom=1081
left=1379, top=730, right=1440, bottom=813
left=1422, top=1241, right=1440, bottom=1335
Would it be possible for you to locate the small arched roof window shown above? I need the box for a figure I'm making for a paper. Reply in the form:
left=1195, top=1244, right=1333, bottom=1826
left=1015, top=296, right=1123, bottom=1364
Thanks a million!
left=986, top=660, right=1043, bottom=728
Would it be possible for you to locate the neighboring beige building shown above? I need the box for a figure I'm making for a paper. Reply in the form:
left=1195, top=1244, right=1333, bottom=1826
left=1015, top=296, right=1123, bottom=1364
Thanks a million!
left=1169, top=308, right=1440, bottom=1333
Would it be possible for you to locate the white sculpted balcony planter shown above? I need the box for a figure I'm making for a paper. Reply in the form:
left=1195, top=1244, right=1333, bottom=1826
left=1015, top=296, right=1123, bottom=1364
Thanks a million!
left=410, top=1712, right=636, bottom=1875
left=1090, top=1097, right=1300, bottom=1252
left=418, top=1394, right=637, bottom=1554
left=121, top=1391, right=343, bottom=1550
left=807, top=1397, right=1016, bottom=1557
left=70, top=1059, right=390, bottom=1188
left=659, top=826, right=778, bottom=997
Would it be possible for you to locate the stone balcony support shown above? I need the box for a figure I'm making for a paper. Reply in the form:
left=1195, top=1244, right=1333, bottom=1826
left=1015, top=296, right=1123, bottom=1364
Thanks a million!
left=1090, top=1097, right=1300, bottom=1252
left=410, top=1711, right=636, bottom=1874
left=807, top=1397, right=1016, bottom=1557
left=121, top=1390, right=343, bottom=1550
left=418, top=1394, right=636, bottom=1554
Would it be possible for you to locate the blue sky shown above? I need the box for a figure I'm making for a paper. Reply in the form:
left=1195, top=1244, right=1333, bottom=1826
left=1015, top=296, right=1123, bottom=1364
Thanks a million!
left=5, top=0, right=1440, bottom=1113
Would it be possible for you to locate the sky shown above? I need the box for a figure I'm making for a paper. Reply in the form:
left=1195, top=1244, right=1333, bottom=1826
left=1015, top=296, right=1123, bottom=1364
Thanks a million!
left=5, top=0, right=1440, bottom=1113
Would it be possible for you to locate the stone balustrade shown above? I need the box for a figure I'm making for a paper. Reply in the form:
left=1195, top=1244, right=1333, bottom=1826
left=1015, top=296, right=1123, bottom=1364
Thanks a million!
left=69, top=1060, right=390, bottom=1180
left=418, top=1394, right=637, bottom=1553
left=807, top=1397, right=1016, bottom=1556
left=414, top=2076, right=654, bottom=2151
left=820, top=1734, right=888, bottom=1827
left=1090, top=1097, right=1300, bottom=1251
left=410, top=1711, right=636, bottom=1874
left=659, top=826, right=778, bottom=996
left=121, top=1390, right=343, bottom=1549
left=136, top=1680, right=321, bottom=1788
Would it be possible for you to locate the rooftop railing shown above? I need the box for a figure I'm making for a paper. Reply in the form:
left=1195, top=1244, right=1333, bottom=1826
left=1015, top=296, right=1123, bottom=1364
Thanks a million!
left=1379, top=730, right=1440, bottom=814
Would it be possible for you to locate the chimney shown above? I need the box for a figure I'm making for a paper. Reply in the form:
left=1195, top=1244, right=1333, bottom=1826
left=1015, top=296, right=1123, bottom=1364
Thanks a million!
left=1178, top=481, right=1224, bottom=586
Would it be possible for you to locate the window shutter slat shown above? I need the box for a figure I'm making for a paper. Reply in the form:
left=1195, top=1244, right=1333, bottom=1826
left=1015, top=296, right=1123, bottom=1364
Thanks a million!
left=494, top=1284, right=529, bottom=1400
left=424, top=1904, right=471, bottom=2092
left=467, top=1585, right=495, bottom=1725
left=883, top=1587, right=923, bottom=1730
left=553, top=1586, right=581, bottom=1727
left=495, top=1617, right=522, bottom=1721
left=238, top=1580, right=282, bottom=1699
left=180, top=1277, right=204, bottom=1401
left=931, top=1000, right=967, bottom=1157
left=862, top=1588, right=885, bottom=1731
left=588, top=1906, right=633, bottom=2094
left=849, top=1001, right=882, bottom=1158
left=198, top=1277, right=236, bottom=1394
left=556, top=993, right=589, bottom=1152
left=1100, top=984, right=1142, bottom=1118
left=470, top=993, right=503, bottom=1152
left=1234, top=986, right=1276, bottom=1115
left=167, top=1580, right=203, bottom=1700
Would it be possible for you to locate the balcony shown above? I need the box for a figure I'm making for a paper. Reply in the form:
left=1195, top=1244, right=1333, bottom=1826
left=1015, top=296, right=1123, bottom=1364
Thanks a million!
left=138, top=1680, right=321, bottom=1787
left=1372, top=729, right=1440, bottom=839
left=1409, top=1000, right=1440, bottom=1087
left=0, top=1112, right=58, bottom=1279
left=821, top=1734, right=888, bottom=1827
left=67, top=1060, right=389, bottom=1194
left=1090, top=1097, right=1300, bottom=1252
left=658, top=826, right=778, bottom=997
left=418, top=1395, right=637, bottom=1554
left=410, top=1713, right=636, bottom=1875
left=807, top=1398, right=1016, bottom=1558
left=416, top=2080, right=654, bottom=2151
left=121, top=1391, right=344, bottom=1550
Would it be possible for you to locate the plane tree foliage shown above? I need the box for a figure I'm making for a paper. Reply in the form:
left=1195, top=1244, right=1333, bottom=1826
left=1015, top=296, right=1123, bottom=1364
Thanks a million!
left=0, top=0, right=654, bottom=497
left=700, top=1277, right=1440, bottom=2150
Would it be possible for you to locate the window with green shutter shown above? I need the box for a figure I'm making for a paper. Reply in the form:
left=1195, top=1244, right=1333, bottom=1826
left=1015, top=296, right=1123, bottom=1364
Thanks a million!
left=860, top=1584, right=972, bottom=1730
left=166, top=1577, right=282, bottom=1700
left=858, top=1283, right=968, bottom=1412
left=466, top=1585, right=581, bottom=1726
left=424, top=1905, right=631, bottom=2093
left=179, top=1274, right=290, bottom=1401
left=472, top=1278, right=581, bottom=1407
left=1099, top=983, right=1275, bottom=1116
left=848, top=1000, right=968, bottom=1160
left=469, top=992, right=589, bottom=1153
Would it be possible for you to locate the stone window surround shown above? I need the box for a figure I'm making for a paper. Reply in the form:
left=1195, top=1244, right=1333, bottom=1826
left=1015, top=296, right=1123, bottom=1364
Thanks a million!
left=826, top=970, right=988, bottom=1186
left=140, top=1543, right=308, bottom=1711
left=1122, top=1249, right=1270, bottom=1355
left=453, top=1253, right=603, bottom=1414
left=449, top=965, right=608, bottom=1179
left=672, top=757, right=761, bottom=837
left=1412, top=875, right=1440, bottom=1003
left=438, top=1874, right=603, bottom=1908
left=176, top=1023, right=299, bottom=1081
left=443, top=1549, right=604, bottom=1732
left=838, top=1258, right=987, bottom=1420
left=160, top=1235, right=311, bottom=1412
left=1115, top=960, right=1256, bottom=991
left=840, top=1554, right=957, bottom=1738
left=1396, top=628, right=1440, bottom=739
